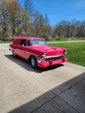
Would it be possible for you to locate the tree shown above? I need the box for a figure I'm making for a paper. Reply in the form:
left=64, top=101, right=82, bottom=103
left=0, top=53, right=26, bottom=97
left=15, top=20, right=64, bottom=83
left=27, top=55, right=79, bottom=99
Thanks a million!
left=0, top=0, right=8, bottom=34
left=21, top=0, right=34, bottom=34
left=5, top=0, right=20, bottom=35
left=30, top=12, right=52, bottom=39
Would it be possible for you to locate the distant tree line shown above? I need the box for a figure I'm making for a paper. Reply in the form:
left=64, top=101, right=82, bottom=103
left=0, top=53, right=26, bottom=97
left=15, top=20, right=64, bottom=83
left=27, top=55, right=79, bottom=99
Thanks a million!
left=53, top=20, right=85, bottom=40
left=0, top=0, right=85, bottom=40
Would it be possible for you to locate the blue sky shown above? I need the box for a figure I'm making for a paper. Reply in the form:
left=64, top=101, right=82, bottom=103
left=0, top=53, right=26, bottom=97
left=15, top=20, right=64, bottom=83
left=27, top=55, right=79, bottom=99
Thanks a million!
left=19, top=0, right=85, bottom=25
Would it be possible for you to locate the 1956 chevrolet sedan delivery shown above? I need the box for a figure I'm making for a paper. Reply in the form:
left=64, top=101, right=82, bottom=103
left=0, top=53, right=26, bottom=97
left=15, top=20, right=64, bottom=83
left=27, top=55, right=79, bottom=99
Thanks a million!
left=9, top=37, right=68, bottom=69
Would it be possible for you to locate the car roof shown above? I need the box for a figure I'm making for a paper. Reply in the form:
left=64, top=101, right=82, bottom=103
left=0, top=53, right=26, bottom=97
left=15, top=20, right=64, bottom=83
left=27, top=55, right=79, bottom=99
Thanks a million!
left=14, top=37, right=45, bottom=41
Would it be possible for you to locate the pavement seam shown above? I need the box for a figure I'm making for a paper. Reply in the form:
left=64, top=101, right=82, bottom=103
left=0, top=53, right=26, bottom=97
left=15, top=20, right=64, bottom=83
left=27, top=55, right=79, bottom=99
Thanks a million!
left=48, top=76, right=85, bottom=113
left=57, top=96, right=80, bottom=113
left=31, top=93, right=80, bottom=113
left=31, top=95, right=57, bottom=113
left=30, top=77, right=83, bottom=113
left=51, top=74, right=85, bottom=96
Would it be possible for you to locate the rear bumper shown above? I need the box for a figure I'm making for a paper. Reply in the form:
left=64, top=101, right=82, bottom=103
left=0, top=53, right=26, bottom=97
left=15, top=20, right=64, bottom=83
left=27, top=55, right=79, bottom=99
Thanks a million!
left=38, top=57, right=68, bottom=68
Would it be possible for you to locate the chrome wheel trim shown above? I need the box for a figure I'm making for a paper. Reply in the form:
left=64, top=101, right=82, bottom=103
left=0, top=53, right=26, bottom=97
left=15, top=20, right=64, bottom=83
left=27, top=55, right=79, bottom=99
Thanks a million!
left=31, top=57, right=36, bottom=67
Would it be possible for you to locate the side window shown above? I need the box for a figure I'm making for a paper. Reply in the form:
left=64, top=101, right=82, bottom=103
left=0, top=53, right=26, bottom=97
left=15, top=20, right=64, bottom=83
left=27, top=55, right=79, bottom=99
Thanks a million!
left=27, top=40, right=31, bottom=46
left=20, top=40, right=26, bottom=46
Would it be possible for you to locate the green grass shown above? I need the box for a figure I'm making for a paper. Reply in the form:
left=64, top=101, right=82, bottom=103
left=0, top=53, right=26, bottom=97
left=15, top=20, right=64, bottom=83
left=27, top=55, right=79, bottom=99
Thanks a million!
left=48, top=39, right=85, bottom=42
left=49, top=42, right=85, bottom=66
left=48, top=39, right=68, bottom=42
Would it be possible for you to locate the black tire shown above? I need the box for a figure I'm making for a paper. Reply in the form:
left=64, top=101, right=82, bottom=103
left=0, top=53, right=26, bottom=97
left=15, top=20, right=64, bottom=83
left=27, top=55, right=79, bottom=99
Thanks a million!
left=30, top=56, right=38, bottom=69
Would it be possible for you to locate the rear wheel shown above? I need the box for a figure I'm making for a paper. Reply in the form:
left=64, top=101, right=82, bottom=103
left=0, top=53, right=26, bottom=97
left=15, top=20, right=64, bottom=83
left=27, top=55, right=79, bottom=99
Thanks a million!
left=30, top=56, right=38, bottom=69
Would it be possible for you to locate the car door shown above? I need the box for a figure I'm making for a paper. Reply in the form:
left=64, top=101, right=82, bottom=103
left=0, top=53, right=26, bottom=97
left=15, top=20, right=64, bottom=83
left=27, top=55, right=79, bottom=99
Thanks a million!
left=18, top=39, right=27, bottom=59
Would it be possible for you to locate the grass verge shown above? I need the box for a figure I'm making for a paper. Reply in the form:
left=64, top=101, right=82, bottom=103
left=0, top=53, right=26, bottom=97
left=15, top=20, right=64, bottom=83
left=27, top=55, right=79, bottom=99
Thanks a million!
left=49, top=42, right=85, bottom=66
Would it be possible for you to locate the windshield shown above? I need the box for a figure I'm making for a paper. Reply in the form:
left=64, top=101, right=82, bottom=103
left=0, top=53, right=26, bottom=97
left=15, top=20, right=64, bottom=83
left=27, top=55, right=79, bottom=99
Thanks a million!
left=27, top=40, right=47, bottom=46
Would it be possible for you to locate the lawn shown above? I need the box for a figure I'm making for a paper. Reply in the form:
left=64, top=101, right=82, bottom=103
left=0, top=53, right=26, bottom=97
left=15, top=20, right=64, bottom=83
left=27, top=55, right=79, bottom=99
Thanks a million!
left=49, top=42, right=85, bottom=66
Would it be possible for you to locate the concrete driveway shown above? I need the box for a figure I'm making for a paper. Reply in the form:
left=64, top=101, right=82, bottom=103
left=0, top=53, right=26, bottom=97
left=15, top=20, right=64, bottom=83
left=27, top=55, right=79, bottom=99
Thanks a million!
left=0, top=44, right=85, bottom=113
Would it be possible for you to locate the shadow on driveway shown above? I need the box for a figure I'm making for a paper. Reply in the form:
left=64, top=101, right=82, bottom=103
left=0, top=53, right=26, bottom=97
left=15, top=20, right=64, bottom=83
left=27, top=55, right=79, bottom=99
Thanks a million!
left=5, top=54, right=64, bottom=73
left=8, top=72, right=85, bottom=113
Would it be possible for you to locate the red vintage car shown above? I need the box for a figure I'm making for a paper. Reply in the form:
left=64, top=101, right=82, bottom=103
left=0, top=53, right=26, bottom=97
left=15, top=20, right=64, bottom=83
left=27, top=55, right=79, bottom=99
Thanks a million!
left=9, top=37, right=68, bottom=69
